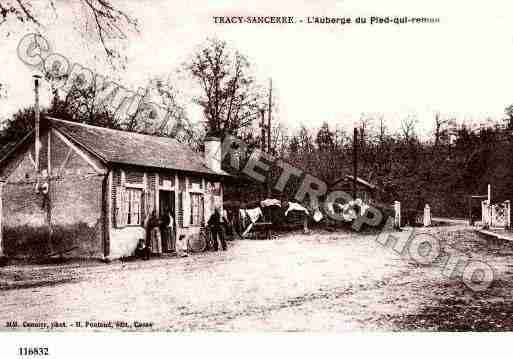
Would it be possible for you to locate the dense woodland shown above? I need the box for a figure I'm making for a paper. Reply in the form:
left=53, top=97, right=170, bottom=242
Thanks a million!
left=267, top=117, right=513, bottom=218
left=0, top=25, right=511, bottom=220
left=221, top=111, right=513, bottom=219
left=3, top=93, right=513, bottom=220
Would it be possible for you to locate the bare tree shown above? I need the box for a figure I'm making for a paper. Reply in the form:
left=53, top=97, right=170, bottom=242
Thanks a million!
left=400, top=114, right=418, bottom=142
left=150, top=77, right=200, bottom=147
left=121, top=78, right=188, bottom=134
left=0, top=0, right=138, bottom=64
left=358, top=113, right=374, bottom=148
left=333, top=125, right=347, bottom=151
left=185, top=38, right=264, bottom=138
left=49, top=77, right=119, bottom=128
left=433, top=112, right=449, bottom=148
left=378, top=115, right=386, bottom=145
left=270, top=122, right=288, bottom=157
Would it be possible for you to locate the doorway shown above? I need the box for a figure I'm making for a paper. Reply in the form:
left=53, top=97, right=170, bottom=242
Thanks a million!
left=159, top=190, right=176, bottom=253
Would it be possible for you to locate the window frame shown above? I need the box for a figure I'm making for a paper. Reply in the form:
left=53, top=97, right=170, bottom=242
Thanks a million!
left=189, top=192, right=204, bottom=227
left=125, top=187, right=143, bottom=226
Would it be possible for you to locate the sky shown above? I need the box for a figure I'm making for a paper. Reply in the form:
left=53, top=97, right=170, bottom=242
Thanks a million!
left=2, top=0, right=513, bottom=137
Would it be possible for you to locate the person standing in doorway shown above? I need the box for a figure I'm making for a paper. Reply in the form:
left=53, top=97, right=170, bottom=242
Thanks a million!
left=162, top=209, right=176, bottom=254
left=159, top=208, right=170, bottom=252
left=208, top=207, right=227, bottom=251
left=167, top=209, right=176, bottom=254
left=144, top=210, right=160, bottom=259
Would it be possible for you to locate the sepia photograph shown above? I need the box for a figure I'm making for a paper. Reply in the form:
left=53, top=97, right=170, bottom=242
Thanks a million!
left=0, top=0, right=513, bottom=357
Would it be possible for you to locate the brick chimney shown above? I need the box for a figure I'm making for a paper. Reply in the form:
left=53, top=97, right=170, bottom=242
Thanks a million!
left=204, top=136, right=222, bottom=173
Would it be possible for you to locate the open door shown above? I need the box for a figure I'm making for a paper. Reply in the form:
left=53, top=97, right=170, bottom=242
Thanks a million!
left=159, top=190, right=176, bottom=253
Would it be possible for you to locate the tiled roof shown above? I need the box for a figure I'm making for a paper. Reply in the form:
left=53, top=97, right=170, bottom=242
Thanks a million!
left=330, top=174, right=378, bottom=190
left=49, top=117, right=228, bottom=177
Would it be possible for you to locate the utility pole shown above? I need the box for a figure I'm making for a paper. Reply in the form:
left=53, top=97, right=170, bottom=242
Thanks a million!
left=353, top=127, right=358, bottom=200
left=260, top=109, right=266, bottom=151
left=267, top=78, right=272, bottom=155
left=260, top=109, right=266, bottom=202
left=267, top=79, right=272, bottom=198
left=34, top=75, right=41, bottom=174
left=34, top=74, right=52, bottom=255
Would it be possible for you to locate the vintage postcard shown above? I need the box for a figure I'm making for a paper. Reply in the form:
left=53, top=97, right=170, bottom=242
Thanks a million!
left=0, top=0, right=511, bottom=357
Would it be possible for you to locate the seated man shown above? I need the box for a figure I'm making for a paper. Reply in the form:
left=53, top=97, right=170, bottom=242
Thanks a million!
left=134, top=238, right=147, bottom=258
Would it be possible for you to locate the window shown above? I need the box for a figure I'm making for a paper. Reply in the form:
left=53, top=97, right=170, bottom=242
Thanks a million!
left=190, top=193, right=204, bottom=226
left=126, top=188, right=142, bottom=225
left=116, top=186, right=143, bottom=227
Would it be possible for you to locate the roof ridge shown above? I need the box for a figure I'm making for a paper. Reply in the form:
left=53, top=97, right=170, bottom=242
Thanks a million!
left=41, top=117, right=230, bottom=177
left=46, top=117, right=183, bottom=143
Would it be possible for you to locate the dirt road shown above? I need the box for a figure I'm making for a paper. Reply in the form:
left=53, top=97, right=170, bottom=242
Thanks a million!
left=0, top=225, right=511, bottom=331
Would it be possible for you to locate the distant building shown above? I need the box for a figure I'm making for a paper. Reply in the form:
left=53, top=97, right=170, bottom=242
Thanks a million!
left=328, top=175, right=379, bottom=203
left=0, top=118, right=228, bottom=260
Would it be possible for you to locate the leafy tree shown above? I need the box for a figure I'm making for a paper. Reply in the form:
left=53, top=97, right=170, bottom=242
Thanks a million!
left=184, top=38, right=264, bottom=138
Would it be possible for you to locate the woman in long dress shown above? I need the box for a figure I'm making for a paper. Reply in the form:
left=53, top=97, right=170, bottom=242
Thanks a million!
left=144, top=210, right=161, bottom=258
left=151, top=226, right=162, bottom=255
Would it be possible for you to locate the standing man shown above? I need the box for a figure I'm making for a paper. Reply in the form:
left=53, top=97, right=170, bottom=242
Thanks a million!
left=168, top=209, right=176, bottom=254
left=159, top=208, right=171, bottom=252
left=208, top=207, right=227, bottom=251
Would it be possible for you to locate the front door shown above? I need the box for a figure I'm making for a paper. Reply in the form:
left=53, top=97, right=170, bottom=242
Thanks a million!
left=159, top=190, right=176, bottom=252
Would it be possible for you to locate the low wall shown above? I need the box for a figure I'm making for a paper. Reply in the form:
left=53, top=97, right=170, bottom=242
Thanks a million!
left=109, top=226, right=145, bottom=260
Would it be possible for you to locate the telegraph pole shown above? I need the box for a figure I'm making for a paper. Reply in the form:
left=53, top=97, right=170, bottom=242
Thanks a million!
left=34, top=74, right=53, bottom=255
left=259, top=109, right=266, bottom=202
left=260, top=109, right=266, bottom=151
left=353, top=127, right=358, bottom=200
left=267, top=78, right=272, bottom=155
left=34, top=75, right=41, bottom=174
left=267, top=79, right=272, bottom=198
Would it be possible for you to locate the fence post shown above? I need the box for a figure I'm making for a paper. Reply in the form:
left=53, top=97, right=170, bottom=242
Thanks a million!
left=482, top=200, right=489, bottom=227
left=481, top=200, right=485, bottom=225
left=423, top=204, right=431, bottom=227
left=489, top=202, right=493, bottom=227
left=394, top=201, right=401, bottom=229
left=505, top=200, right=511, bottom=229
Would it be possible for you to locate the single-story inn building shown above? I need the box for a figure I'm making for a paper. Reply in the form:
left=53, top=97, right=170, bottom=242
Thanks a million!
left=0, top=117, right=228, bottom=260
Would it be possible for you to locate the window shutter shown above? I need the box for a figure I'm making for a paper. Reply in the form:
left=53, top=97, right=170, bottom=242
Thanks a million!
left=122, top=187, right=129, bottom=226
left=200, top=195, right=205, bottom=225
left=178, top=192, right=183, bottom=227
left=115, top=186, right=126, bottom=228
left=183, top=192, right=190, bottom=227
left=141, top=189, right=147, bottom=224
left=133, top=191, right=141, bottom=224
left=145, top=189, right=152, bottom=220
left=115, top=186, right=121, bottom=227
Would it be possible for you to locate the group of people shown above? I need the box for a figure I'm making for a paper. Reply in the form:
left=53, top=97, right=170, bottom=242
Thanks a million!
left=134, top=208, right=175, bottom=260
left=135, top=207, right=228, bottom=259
